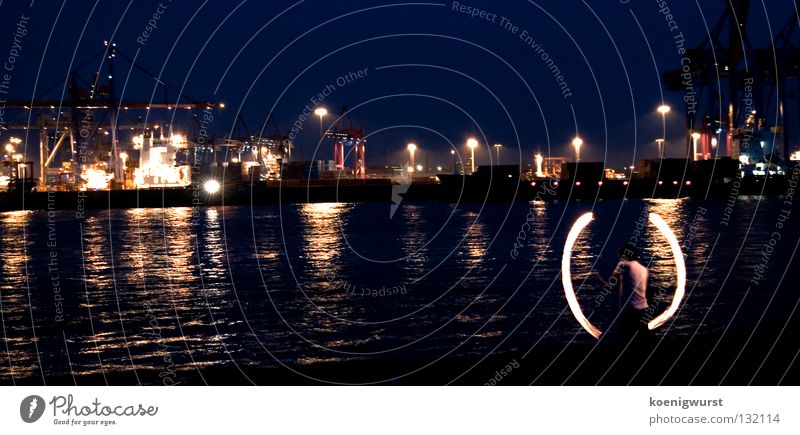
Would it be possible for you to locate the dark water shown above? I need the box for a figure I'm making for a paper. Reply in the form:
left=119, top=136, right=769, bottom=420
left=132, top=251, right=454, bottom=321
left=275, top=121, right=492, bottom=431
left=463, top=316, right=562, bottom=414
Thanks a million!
left=0, top=198, right=798, bottom=384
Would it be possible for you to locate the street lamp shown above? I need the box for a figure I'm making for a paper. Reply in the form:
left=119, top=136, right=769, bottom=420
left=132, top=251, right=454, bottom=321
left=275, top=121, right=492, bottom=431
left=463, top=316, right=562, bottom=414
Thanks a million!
left=467, top=137, right=478, bottom=173
left=119, top=152, right=129, bottom=184
left=493, top=143, right=502, bottom=163
left=535, top=153, right=544, bottom=178
left=655, top=138, right=665, bottom=159
left=657, top=105, right=670, bottom=157
left=691, top=132, right=701, bottom=161
left=572, top=136, right=583, bottom=162
left=314, top=107, right=328, bottom=138
left=450, top=149, right=457, bottom=174
left=407, top=143, right=417, bottom=174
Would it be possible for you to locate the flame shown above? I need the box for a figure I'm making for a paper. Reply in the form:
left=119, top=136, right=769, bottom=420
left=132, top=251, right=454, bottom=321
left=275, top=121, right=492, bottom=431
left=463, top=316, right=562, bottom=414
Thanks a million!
left=561, top=212, right=686, bottom=338
left=561, top=212, right=601, bottom=338
left=646, top=212, right=686, bottom=330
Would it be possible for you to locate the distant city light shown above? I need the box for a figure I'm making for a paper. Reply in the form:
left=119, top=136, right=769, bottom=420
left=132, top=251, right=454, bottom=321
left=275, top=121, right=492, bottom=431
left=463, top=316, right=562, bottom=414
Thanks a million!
left=535, top=153, right=544, bottom=177
left=204, top=179, right=221, bottom=194
left=572, top=137, right=583, bottom=161
left=467, top=138, right=478, bottom=173
left=407, top=143, right=417, bottom=173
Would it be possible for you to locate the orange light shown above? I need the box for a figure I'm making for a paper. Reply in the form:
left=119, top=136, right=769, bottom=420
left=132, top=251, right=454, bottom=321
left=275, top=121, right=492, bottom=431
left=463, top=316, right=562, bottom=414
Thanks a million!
left=561, top=212, right=601, bottom=338
left=561, top=212, right=686, bottom=337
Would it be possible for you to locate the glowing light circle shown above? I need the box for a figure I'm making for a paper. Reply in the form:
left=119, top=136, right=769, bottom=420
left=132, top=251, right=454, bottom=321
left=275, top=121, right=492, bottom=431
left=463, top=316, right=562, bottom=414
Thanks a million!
left=561, top=212, right=686, bottom=338
left=561, top=212, right=601, bottom=338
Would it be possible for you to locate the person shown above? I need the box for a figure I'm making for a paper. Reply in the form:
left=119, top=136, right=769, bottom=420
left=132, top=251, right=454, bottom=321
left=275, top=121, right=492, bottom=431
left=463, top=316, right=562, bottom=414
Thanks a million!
left=596, top=242, right=649, bottom=338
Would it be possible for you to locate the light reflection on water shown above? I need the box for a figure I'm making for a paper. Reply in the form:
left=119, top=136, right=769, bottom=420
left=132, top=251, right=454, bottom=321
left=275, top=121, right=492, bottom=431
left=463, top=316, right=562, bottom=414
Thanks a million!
left=0, top=199, right=794, bottom=382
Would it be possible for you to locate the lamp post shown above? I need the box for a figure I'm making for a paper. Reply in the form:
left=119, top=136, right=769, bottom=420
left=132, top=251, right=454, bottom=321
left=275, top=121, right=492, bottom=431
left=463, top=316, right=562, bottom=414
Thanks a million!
left=314, top=107, right=327, bottom=138
left=535, top=153, right=544, bottom=178
left=467, top=138, right=478, bottom=173
left=655, top=138, right=665, bottom=159
left=451, top=149, right=457, bottom=174
left=572, top=136, right=583, bottom=162
left=493, top=143, right=502, bottom=164
left=657, top=105, right=670, bottom=159
left=691, top=132, right=701, bottom=161
left=407, top=143, right=417, bottom=174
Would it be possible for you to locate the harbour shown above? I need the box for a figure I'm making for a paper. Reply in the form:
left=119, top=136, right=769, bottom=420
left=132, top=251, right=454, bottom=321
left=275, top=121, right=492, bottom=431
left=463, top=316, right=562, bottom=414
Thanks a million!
left=0, top=0, right=799, bottom=392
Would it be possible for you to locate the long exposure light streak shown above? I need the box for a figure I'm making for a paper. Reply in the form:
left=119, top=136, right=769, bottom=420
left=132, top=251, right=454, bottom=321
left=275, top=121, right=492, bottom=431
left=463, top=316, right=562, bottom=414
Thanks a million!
left=561, top=212, right=686, bottom=338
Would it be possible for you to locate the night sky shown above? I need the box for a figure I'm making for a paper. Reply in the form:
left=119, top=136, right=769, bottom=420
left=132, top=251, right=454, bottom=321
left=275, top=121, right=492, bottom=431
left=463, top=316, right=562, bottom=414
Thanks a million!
left=0, top=0, right=796, bottom=168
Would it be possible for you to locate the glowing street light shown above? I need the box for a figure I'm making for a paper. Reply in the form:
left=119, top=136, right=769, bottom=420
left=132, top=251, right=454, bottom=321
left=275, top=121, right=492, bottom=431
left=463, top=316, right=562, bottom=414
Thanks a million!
left=572, top=136, right=583, bottom=162
left=407, top=143, right=417, bottom=174
left=314, top=107, right=328, bottom=138
left=467, top=137, right=478, bottom=173
left=450, top=149, right=457, bottom=174
left=535, top=153, right=544, bottom=178
left=493, top=143, right=502, bottom=163
left=691, top=131, right=701, bottom=161
left=204, top=179, right=221, bottom=194
left=657, top=105, right=670, bottom=158
left=655, top=138, right=665, bottom=159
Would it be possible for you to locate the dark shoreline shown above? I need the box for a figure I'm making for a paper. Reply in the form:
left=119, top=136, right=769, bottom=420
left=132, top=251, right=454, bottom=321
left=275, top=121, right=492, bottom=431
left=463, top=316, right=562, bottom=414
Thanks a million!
left=0, top=174, right=791, bottom=212
left=8, top=331, right=798, bottom=386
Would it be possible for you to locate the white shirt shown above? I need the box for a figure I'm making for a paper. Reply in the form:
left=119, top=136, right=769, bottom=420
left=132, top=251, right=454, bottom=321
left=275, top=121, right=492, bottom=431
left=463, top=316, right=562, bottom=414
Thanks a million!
left=616, top=260, right=648, bottom=310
